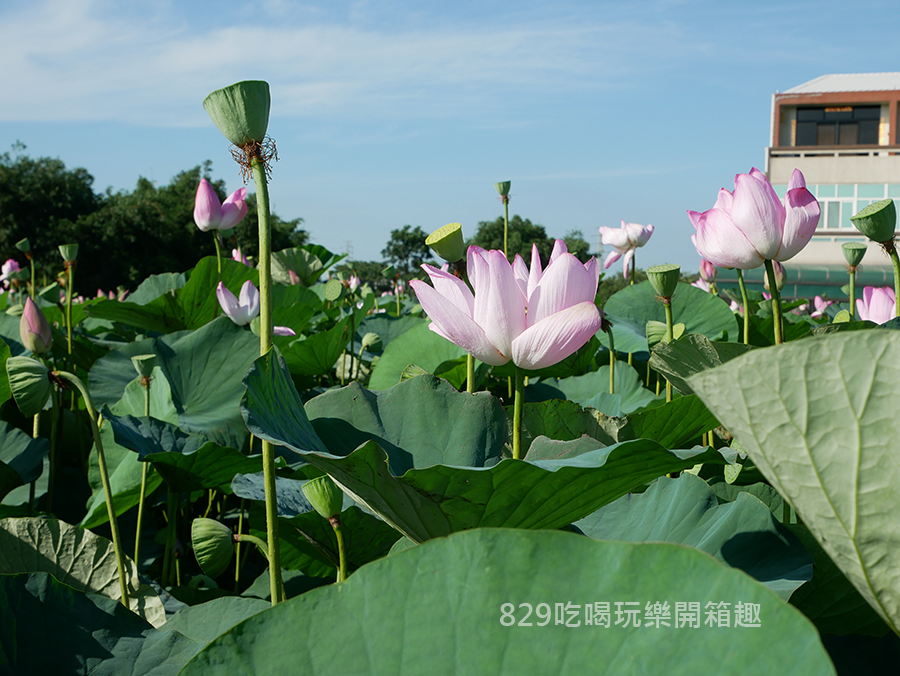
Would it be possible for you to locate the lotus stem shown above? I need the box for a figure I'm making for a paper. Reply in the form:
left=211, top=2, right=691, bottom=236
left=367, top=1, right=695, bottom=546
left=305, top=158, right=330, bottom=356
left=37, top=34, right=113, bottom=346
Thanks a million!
left=250, top=154, right=284, bottom=606
left=502, top=195, right=510, bottom=260
left=663, top=299, right=674, bottom=402
left=849, top=266, right=857, bottom=317
left=47, top=387, right=59, bottom=513
left=736, top=269, right=750, bottom=345
left=608, top=330, right=615, bottom=395
left=467, top=354, right=475, bottom=393
left=134, top=377, right=152, bottom=566
left=888, top=243, right=900, bottom=318
left=512, top=366, right=524, bottom=460
left=329, top=516, right=348, bottom=583
left=235, top=532, right=269, bottom=556
left=65, top=263, right=74, bottom=357
left=235, top=498, right=245, bottom=591
left=764, top=260, right=784, bottom=345
left=29, top=412, right=40, bottom=516
left=53, top=370, right=130, bottom=608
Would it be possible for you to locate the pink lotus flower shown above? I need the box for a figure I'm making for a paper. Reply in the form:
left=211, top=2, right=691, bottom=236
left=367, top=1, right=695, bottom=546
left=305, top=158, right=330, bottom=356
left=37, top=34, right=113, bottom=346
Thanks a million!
left=348, top=275, right=360, bottom=293
left=688, top=168, right=819, bottom=269
left=729, top=300, right=744, bottom=314
left=411, top=240, right=602, bottom=370
left=20, top=297, right=52, bottom=354
left=1, top=259, right=21, bottom=288
left=699, top=259, right=717, bottom=283
left=855, top=286, right=895, bottom=324
left=598, top=221, right=654, bottom=279
left=232, top=248, right=251, bottom=266
left=810, top=296, right=833, bottom=318
left=216, top=281, right=295, bottom=335
left=194, top=179, right=248, bottom=232
left=691, top=278, right=711, bottom=293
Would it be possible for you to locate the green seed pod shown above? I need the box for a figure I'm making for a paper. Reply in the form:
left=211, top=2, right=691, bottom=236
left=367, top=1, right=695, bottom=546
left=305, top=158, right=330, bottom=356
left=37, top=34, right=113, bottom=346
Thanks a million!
left=7, top=356, right=52, bottom=417
left=850, top=199, right=896, bottom=243
left=382, top=265, right=396, bottom=279
left=324, top=278, right=344, bottom=302
left=58, top=243, right=79, bottom=262
left=15, top=238, right=30, bottom=254
left=842, top=242, right=868, bottom=268
left=425, top=222, right=466, bottom=263
left=191, top=518, right=234, bottom=578
left=647, top=264, right=681, bottom=299
left=494, top=181, right=511, bottom=197
left=361, top=332, right=383, bottom=352
left=131, top=354, right=156, bottom=379
left=301, top=476, right=344, bottom=519
left=203, top=80, right=271, bottom=147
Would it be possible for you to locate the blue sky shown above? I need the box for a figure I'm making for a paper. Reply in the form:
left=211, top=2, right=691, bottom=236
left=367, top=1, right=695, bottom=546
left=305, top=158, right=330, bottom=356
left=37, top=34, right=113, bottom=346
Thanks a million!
left=2, top=0, right=899, bottom=275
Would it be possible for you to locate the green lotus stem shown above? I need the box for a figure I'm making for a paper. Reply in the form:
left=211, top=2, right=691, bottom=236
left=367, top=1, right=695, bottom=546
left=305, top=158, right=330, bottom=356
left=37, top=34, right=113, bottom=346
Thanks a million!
left=213, top=232, right=224, bottom=280
left=630, top=255, right=636, bottom=285
left=764, top=260, right=784, bottom=345
left=29, top=258, right=35, bottom=299
left=664, top=299, right=674, bottom=402
left=467, top=354, right=475, bottom=393
left=235, top=498, right=245, bottom=590
left=502, top=196, right=510, bottom=259
left=250, top=155, right=285, bottom=606
left=888, top=243, right=900, bottom=318
left=235, top=532, right=269, bottom=556
left=607, top=330, right=616, bottom=395
left=134, top=377, right=152, bottom=565
left=849, top=267, right=857, bottom=316
left=65, top=263, right=74, bottom=357
left=736, top=269, right=750, bottom=345
left=162, top=490, right=178, bottom=587
left=330, top=516, right=348, bottom=583
left=512, top=366, right=524, bottom=460
left=53, top=370, right=130, bottom=608
left=47, top=388, right=59, bottom=513
left=29, top=412, right=40, bottom=516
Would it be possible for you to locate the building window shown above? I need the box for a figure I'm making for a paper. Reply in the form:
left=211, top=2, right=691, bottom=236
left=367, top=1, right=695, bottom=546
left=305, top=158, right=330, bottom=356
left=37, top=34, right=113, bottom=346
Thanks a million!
left=795, top=105, right=880, bottom=146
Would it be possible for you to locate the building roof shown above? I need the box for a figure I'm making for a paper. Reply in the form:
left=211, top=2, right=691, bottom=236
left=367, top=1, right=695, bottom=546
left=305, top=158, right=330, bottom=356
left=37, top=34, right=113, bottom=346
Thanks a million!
left=783, top=73, right=900, bottom=94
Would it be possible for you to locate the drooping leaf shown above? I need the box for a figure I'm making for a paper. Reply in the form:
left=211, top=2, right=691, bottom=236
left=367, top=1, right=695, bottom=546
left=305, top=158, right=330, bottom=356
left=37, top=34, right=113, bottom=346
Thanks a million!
left=689, top=330, right=900, bottom=635
left=650, top=333, right=756, bottom=394
left=179, top=529, right=836, bottom=676
left=575, top=474, right=812, bottom=600
left=626, top=394, right=719, bottom=449
left=0, top=422, right=49, bottom=502
left=550, top=362, right=658, bottom=415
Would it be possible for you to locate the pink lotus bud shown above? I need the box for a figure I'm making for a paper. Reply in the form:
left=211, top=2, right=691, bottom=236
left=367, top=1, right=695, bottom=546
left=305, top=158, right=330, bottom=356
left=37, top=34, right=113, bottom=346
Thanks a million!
left=699, top=259, right=717, bottom=283
left=20, top=297, right=52, bottom=354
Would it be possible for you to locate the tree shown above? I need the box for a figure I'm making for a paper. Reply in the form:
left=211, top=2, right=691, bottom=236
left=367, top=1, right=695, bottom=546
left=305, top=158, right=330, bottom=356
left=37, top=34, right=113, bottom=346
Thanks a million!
left=467, top=216, right=591, bottom=265
left=381, top=225, right=434, bottom=278
left=562, top=229, right=591, bottom=263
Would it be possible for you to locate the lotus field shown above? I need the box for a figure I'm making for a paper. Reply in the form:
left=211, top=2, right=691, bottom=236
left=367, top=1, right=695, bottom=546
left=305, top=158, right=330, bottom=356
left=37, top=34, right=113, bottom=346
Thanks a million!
left=4, top=80, right=900, bottom=675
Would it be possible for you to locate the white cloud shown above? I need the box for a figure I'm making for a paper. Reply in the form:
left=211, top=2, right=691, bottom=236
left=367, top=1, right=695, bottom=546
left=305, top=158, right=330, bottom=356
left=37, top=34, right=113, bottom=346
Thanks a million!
left=0, top=0, right=702, bottom=126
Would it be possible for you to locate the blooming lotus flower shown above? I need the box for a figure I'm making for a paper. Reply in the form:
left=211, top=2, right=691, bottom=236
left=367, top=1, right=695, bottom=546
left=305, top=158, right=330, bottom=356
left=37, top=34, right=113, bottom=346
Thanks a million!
left=20, top=297, right=52, bottom=354
left=598, top=221, right=654, bottom=279
left=348, top=275, right=360, bottom=293
left=810, top=296, right=833, bottom=318
left=691, top=278, right=711, bottom=292
left=729, top=300, right=744, bottom=314
left=688, top=168, right=819, bottom=269
left=194, top=179, right=248, bottom=232
left=855, top=286, right=895, bottom=324
left=232, top=248, right=251, bottom=266
left=216, top=281, right=295, bottom=335
left=1, top=259, right=21, bottom=288
left=410, top=240, right=602, bottom=370
left=699, top=259, right=717, bottom=283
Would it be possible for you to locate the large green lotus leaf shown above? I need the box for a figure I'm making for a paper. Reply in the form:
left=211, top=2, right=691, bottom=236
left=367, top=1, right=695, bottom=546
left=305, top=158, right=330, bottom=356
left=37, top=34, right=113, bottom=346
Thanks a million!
left=0, top=517, right=164, bottom=626
left=179, top=529, right=835, bottom=676
left=627, top=394, right=719, bottom=449
left=89, top=316, right=260, bottom=448
left=305, top=375, right=507, bottom=472
left=353, top=314, right=426, bottom=355
left=271, top=283, right=321, bottom=336
left=513, top=399, right=620, bottom=450
left=0, top=314, right=26, bottom=356
left=492, top=336, right=601, bottom=380
left=788, top=523, right=890, bottom=636
left=689, top=330, right=900, bottom=634
left=549, top=362, right=658, bottom=414
left=709, top=480, right=785, bottom=517
left=127, top=271, right=187, bottom=304
left=280, top=316, right=352, bottom=377
left=0, top=337, right=10, bottom=407
left=87, top=257, right=256, bottom=333
left=599, top=281, right=738, bottom=354
left=368, top=321, right=466, bottom=390
left=112, top=365, right=179, bottom=425
left=160, top=595, right=270, bottom=643
left=102, top=412, right=264, bottom=493
left=575, top=474, right=812, bottom=600
left=271, top=246, right=324, bottom=286
left=0, top=421, right=49, bottom=502
left=650, top=333, right=756, bottom=394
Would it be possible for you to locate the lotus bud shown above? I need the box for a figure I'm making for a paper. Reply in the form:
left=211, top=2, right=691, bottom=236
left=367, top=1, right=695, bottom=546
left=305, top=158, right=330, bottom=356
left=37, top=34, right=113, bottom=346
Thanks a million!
left=850, top=199, right=896, bottom=243
left=15, top=238, right=30, bottom=254
left=203, top=80, right=271, bottom=146
left=647, top=264, right=681, bottom=299
left=7, top=356, right=52, bottom=417
left=131, top=354, right=156, bottom=379
left=699, top=259, right=717, bottom=283
left=191, top=518, right=235, bottom=578
left=324, top=279, right=344, bottom=302
left=842, top=242, right=868, bottom=268
left=20, top=298, right=52, bottom=354
left=361, top=332, right=383, bottom=353
left=301, top=476, right=344, bottom=519
left=425, top=222, right=466, bottom=263
left=288, top=270, right=301, bottom=285
left=58, top=243, right=78, bottom=262
left=764, top=261, right=786, bottom=292
left=494, top=181, right=511, bottom=197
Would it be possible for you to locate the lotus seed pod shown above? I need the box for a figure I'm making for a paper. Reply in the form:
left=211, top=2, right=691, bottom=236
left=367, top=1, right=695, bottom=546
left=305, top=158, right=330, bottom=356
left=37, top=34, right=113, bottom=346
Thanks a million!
left=202, top=80, right=271, bottom=146
left=301, top=476, right=344, bottom=519
left=647, top=264, right=681, bottom=299
left=850, top=199, right=896, bottom=243
left=494, top=181, right=511, bottom=197
left=58, top=243, right=79, bottom=262
left=191, top=518, right=234, bottom=578
left=131, top=354, right=156, bottom=379
left=425, top=222, right=466, bottom=263
left=324, top=278, right=344, bottom=302
left=842, top=242, right=868, bottom=268
left=15, top=238, right=30, bottom=254
left=382, top=265, right=396, bottom=279
left=361, top=332, right=382, bottom=352
left=7, top=356, right=52, bottom=417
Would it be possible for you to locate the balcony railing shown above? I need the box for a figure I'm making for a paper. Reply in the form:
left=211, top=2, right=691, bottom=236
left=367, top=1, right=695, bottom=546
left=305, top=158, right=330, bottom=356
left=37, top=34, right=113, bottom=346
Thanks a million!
left=769, top=145, right=900, bottom=158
